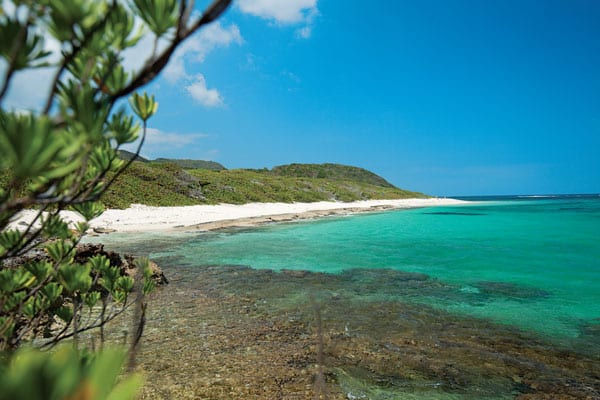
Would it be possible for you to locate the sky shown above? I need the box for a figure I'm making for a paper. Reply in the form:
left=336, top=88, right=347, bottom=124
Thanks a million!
left=3, top=0, right=600, bottom=196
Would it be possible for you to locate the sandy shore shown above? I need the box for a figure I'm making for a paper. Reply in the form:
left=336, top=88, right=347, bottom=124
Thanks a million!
left=8, top=198, right=466, bottom=234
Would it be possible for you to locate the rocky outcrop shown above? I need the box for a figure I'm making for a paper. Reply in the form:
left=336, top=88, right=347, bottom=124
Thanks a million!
left=75, top=243, right=168, bottom=285
left=2, top=242, right=168, bottom=286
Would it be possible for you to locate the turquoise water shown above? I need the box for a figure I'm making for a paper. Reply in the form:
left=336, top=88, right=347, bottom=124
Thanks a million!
left=96, top=195, right=600, bottom=343
left=89, top=195, right=600, bottom=398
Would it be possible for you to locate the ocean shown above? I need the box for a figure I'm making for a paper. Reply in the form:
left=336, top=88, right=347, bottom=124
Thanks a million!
left=91, top=194, right=600, bottom=398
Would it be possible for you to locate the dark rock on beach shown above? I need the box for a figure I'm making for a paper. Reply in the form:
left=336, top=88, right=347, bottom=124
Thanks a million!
left=75, top=243, right=168, bottom=285
left=2, top=242, right=167, bottom=287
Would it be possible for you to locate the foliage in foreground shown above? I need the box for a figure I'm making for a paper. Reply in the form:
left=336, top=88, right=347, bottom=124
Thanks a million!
left=0, top=0, right=232, bottom=396
left=0, top=0, right=230, bottom=350
left=0, top=345, right=141, bottom=400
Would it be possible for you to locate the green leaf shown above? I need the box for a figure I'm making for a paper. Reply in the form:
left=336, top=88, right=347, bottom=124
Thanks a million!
left=41, top=282, right=63, bottom=303
left=106, top=2, right=140, bottom=50
left=130, top=0, right=177, bottom=37
left=22, top=295, right=48, bottom=319
left=55, top=305, right=74, bottom=323
left=58, top=263, right=92, bottom=293
left=99, top=266, right=120, bottom=292
left=82, top=291, right=101, bottom=309
left=0, top=18, right=50, bottom=70
left=0, top=270, right=14, bottom=293
left=25, top=261, right=54, bottom=283
left=45, top=240, right=75, bottom=264
left=102, top=63, right=129, bottom=95
left=87, top=348, right=127, bottom=398
left=107, top=372, right=144, bottom=400
left=57, top=80, right=108, bottom=138
left=111, top=290, right=127, bottom=304
left=42, top=156, right=83, bottom=181
left=128, top=91, right=158, bottom=121
left=115, top=275, right=134, bottom=292
left=0, top=113, right=64, bottom=179
left=136, top=257, right=155, bottom=295
left=143, top=279, right=155, bottom=296
left=108, top=108, right=140, bottom=145
left=46, top=0, right=106, bottom=42
left=71, top=201, right=105, bottom=221
left=87, top=255, right=110, bottom=274
left=0, top=268, right=35, bottom=293
left=3, top=291, right=26, bottom=312
left=41, top=214, right=71, bottom=240
left=0, top=229, right=23, bottom=253
left=74, top=221, right=90, bottom=235
left=89, top=140, right=116, bottom=172
left=0, top=346, right=142, bottom=400
left=0, top=316, right=15, bottom=341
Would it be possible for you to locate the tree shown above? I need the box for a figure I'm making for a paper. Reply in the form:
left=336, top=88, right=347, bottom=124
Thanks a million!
left=0, top=0, right=231, bottom=351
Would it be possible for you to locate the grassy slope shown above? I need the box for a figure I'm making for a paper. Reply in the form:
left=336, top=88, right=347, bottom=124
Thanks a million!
left=98, top=162, right=427, bottom=209
left=103, top=162, right=201, bottom=209
left=271, top=163, right=396, bottom=188
left=154, top=159, right=226, bottom=170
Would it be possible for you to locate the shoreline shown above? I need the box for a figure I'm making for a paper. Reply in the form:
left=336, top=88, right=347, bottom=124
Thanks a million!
left=8, top=198, right=467, bottom=234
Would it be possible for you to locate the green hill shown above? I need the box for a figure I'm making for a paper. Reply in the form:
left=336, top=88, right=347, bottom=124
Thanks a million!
left=271, top=163, right=396, bottom=188
left=116, top=151, right=226, bottom=170
left=154, top=158, right=226, bottom=170
left=101, top=162, right=427, bottom=209
left=103, top=162, right=202, bottom=208
left=117, top=150, right=149, bottom=162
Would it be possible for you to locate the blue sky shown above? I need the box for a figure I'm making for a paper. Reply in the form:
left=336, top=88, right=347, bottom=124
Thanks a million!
left=4, top=0, right=600, bottom=196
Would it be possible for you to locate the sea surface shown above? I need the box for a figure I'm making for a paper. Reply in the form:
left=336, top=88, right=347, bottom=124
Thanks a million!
left=91, top=195, right=600, bottom=398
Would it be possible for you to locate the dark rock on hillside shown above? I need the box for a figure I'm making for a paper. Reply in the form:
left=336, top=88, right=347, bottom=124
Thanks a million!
left=117, top=149, right=149, bottom=162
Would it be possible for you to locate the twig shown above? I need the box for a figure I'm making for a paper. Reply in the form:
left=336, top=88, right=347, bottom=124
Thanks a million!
left=127, top=259, right=148, bottom=371
left=310, top=296, right=329, bottom=400
left=42, top=0, right=118, bottom=114
left=0, top=8, right=31, bottom=103
left=108, top=0, right=232, bottom=102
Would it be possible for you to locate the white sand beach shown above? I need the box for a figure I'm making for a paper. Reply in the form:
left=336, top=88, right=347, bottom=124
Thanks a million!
left=8, top=198, right=466, bottom=234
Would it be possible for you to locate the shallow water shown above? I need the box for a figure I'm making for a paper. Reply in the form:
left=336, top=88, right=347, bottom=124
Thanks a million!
left=89, top=195, right=600, bottom=398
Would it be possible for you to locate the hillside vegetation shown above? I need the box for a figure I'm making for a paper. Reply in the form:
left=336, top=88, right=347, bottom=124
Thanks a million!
left=116, top=151, right=226, bottom=170
left=98, top=162, right=426, bottom=209
left=271, top=163, right=396, bottom=188
left=154, top=158, right=226, bottom=170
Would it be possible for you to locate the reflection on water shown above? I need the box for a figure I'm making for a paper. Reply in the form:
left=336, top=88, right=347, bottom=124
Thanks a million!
left=96, top=260, right=599, bottom=399
left=84, top=196, right=600, bottom=398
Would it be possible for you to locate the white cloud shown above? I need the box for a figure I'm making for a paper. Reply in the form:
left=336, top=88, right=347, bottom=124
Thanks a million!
left=185, top=74, right=223, bottom=107
left=237, top=0, right=318, bottom=24
left=295, top=26, right=312, bottom=39
left=144, top=127, right=209, bottom=145
left=0, top=28, right=62, bottom=111
left=123, top=127, right=210, bottom=158
left=157, top=22, right=242, bottom=108
left=1, top=65, right=54, bottom=110
left=120, top=32, right=168, bottom=74
left=163, top=22, right=243, bottom=83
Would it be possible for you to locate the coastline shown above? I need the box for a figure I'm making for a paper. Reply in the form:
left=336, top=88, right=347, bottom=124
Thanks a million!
left=8, top=198, right=467, bottom=234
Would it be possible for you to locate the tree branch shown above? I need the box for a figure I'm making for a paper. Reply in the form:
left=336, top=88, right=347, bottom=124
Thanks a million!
left=0, top=9, right=31, bottom=104
left=108, top=0, right=232, bottom=101
left=42, top=0, right=118, bottom=114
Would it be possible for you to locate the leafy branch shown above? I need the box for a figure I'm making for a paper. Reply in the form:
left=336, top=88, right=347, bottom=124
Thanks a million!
left=0, top=0, right=232, bottom=352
